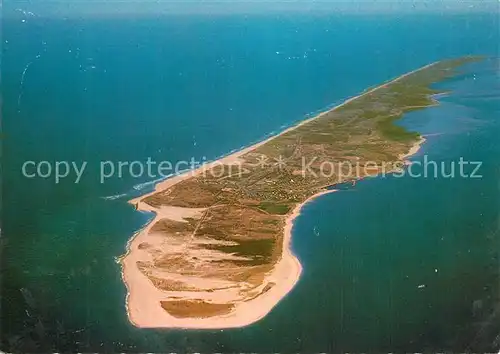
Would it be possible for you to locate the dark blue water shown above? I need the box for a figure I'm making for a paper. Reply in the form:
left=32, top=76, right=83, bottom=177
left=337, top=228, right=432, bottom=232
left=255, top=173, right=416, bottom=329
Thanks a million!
left=1, top=13, right=499, bottom=352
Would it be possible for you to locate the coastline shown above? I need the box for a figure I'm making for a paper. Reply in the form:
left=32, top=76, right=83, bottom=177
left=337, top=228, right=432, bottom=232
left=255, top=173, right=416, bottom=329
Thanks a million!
left=121, top=63, right=434, bottom=329
left=127, top=61, right=437, bottom=206
left=399, top=136, right=427, bottom=162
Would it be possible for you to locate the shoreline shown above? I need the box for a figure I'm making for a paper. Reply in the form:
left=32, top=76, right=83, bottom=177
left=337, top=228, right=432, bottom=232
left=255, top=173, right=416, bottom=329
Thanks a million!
left=121, top=63, right=434, bottom=329
left=399, top=136, right=427, bottom=162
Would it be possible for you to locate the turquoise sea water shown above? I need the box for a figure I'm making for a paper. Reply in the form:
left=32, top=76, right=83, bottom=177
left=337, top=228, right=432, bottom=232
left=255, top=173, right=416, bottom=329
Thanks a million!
left=1, top=14, right=499, bottom=352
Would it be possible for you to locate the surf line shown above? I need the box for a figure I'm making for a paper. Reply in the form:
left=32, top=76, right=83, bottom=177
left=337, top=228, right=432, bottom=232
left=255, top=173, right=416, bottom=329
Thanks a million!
left=17, top=54, right=41, bottom=112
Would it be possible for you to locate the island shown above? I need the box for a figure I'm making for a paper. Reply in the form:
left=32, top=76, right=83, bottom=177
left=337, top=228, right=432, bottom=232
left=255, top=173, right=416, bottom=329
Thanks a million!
left=120, top=57, right=481, bottom=328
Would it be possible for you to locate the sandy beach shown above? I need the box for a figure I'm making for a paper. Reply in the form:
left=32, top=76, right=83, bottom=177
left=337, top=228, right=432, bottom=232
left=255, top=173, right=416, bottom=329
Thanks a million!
left=121, top=63, right=433, bottom=329
left=399, top=136, right=427, bottom=162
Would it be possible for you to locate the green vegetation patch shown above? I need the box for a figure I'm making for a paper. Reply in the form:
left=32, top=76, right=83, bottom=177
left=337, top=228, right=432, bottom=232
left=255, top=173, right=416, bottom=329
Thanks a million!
left=376, top=116, right=421, bottom=142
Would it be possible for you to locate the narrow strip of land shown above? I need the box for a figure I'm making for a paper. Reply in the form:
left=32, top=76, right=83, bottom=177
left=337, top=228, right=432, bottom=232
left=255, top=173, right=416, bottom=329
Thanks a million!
left=121, top=56, right=481, bottom=329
